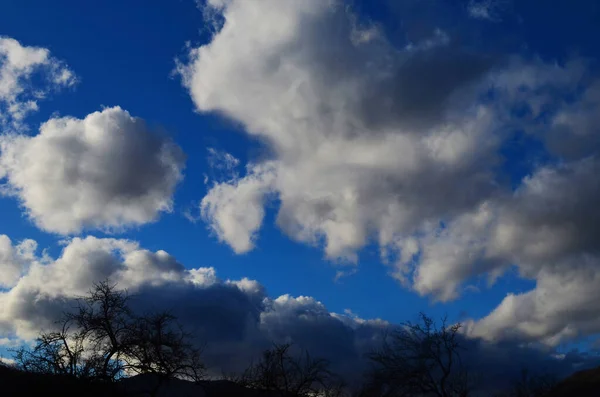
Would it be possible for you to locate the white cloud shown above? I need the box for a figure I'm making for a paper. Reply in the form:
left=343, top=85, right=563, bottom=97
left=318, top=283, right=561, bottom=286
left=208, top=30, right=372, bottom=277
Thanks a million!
left=0, top=36, right=76, bottom=130
left=390, top=202, right=504, bottom=302
left=181, top=0, right=498, bottom=262
left=0, top=357, right=15, bottom=366
left=0, top=235, right=37, bottom=289
left=407, top=155, right=600, bottom=343
left=179, top=0, right=600, bottom=347
left=463, top=157, right=600, bottom=344
left=466, top=255, right=600, bottom=346
left=200, top=162, right=276, bottom=253
left=0, top=106, right=185, bottom=234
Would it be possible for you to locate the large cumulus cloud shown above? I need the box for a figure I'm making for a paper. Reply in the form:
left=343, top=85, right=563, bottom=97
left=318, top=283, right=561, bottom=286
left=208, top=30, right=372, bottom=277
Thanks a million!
left=0, top=107, right=185, bottom=234
left=181, top=0, right=500, bottom=261
left=415, top=151, right=600, bottom=344
left=0, top=234, right=386, bottom=377
left=179, top=0, right=600, bottom=347
left=0, top=36, right=75, bottom=130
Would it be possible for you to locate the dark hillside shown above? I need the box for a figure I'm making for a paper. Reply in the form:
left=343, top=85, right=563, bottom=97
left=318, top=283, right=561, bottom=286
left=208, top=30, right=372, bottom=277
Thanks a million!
left=0, top=365, right=289, bottom=397
left=0, top=363, right=122, bottom=397
left=546, top=366, right=600, bottom=397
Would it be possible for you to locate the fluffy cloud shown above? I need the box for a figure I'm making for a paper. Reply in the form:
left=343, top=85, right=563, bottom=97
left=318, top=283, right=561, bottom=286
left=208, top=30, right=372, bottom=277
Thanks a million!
left=464, top=157, right=600, bottom=344
left=200, top=162, right=276, bottom=253
left=0, top=36, right=75, bottom=130
left=0, top=235, right=385, bottom=377
left=466, top=260, right=600, bottom=346
left=0, top=235, right=37, bottom=288
left=397, top=146, right=600, bottom=344
left=0, top=107, right=185, bottom=234
left=179, top=0, right=600, bottom=346
left=181, top=0, right=499, bottom=262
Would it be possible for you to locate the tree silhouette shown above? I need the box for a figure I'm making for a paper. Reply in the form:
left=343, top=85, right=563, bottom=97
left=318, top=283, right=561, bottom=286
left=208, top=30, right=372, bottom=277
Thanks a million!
left=14, top=321, right=89, bottom=377
left=494, top=368, right=558, bottom=397
left=67, top=280, right=133, bottom=380
left=13, top=280, right=204, bottom=391
left=125, top=311, right=205, bottom=383
left=363, top=313, right=472, bottom=397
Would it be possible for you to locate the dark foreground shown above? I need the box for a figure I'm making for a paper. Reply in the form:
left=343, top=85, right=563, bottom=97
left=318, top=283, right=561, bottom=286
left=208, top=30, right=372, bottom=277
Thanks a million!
left=2, top=364, right=600, bottom=397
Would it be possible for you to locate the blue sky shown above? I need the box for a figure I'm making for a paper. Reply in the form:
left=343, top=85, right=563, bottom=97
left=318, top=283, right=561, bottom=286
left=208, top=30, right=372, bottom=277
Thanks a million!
left=1, top=0, right=600, bottom=377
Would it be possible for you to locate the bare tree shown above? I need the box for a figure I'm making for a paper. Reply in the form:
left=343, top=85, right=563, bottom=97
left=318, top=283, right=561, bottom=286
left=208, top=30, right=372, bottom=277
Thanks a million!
left=233, top=342, right=346, bottom=396
left=124, top=311, right=205, bottom=393
left=14, top=280, right=204, bottom=389
left=493, top=369, right=557, bottom=397
left=14, top=321, right=88, bottom=378
left=363, top=313, right=471, bottom=397
left=67, top=280, right=133, bottom=380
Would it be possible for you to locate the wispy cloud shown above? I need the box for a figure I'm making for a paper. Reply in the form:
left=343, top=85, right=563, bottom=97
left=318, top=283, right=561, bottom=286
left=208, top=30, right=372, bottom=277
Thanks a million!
left=0, top=36, right=76, bottom=131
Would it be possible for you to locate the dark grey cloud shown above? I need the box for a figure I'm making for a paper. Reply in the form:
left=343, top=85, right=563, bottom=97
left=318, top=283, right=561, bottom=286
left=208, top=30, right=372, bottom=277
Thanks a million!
left=2, top=234, right=599, bottom=390
left=0, top=235, right=385, bottom=378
